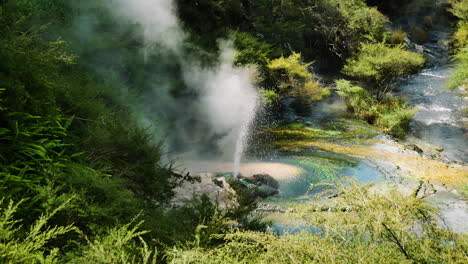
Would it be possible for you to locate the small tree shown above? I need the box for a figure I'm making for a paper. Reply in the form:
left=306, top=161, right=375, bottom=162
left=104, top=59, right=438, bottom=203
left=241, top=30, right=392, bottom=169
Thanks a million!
left=342, top=43, right=425, bottom=98
left=267, top=53, right=329, bottom=101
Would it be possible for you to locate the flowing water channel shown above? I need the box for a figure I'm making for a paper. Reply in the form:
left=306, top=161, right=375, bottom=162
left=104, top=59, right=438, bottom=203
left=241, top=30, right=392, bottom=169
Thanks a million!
left=398, top=66, right=467, bottom=163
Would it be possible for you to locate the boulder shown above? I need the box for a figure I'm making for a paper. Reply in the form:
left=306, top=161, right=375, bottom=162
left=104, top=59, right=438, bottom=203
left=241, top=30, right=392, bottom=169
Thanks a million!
left=405, top=144, right=424, bottom=154
left=251, top=174, right=280, bottom=190
left=435, top=147, right=444, bottom=152
left=171, top=173, right=238, bottom=209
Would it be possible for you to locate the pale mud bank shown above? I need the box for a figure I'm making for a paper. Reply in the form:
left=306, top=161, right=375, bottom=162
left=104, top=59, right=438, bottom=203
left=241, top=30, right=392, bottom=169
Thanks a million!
left=177, top=160, right=305, bottom=180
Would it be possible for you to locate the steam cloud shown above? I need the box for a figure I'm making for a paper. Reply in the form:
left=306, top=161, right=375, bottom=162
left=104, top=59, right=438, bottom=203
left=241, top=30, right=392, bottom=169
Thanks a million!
left=112, top=0, right=185, bottom=56
left=108, top=0, right=259, bottom=163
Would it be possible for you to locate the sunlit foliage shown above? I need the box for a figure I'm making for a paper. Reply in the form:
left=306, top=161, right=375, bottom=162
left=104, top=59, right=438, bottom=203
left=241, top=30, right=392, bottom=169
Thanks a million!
left=343, top=43, right=425, bottom=87
left=336, top=80, right=416, bottom=137
left=268, top=53, right=329, bottom=101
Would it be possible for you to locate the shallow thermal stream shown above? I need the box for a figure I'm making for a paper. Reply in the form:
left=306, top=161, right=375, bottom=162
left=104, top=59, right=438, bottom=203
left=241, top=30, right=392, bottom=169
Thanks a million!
left=397, top=66, right=467, bottom=162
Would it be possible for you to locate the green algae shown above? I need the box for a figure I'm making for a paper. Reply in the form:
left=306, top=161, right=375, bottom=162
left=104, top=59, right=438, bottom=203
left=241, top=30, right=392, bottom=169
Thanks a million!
left=255, top=118, right=379, bottom=154
left=460, top=184, right=468, bottom=200
left=271, top=154, right=363, bottom=198
left=301, top=152, right=360, bottom=167
left=287, top=123, right=305, bottom=129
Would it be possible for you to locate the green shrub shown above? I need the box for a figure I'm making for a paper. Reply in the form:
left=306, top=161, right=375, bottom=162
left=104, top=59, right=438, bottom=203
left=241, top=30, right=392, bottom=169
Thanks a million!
left=177, top=0, right=388, bottom=63
left=80, top=117, right=178, bottom=204
left=378, top=105, right=417, bottom=138
left=343, top=43, right=425, bottom=87
left=387, top=29, right=408, bottom=45
left=167, top=180, right=468, bottom=264
left=449, top=0, right=468, bottom=94
left=267, top=53, right=329, bottom=101
left=0, top=198, right=77, bottom=264
left=268, top=52, right=312, bottom=79
left=231, top=31, right=275, bottom=67
left=335, top=79, right=378, bottom=122
left=449, top=0, right=468, bottom=22
left=0, top=108, right=72, bottom=200
left=69, top=215, right=157, bottom=264
left=304, top=0, right=388, bottom=60
left=0, top=1, right=190, bottom=258
left=453, top=21, right=468, bottom=48
left=448, top=47, right=468, bottom=91
left=327, top=0, right=388, bottom=42
left=259, top=89, right=280, bottom=104
left=335, top=80, right=416, bottom=137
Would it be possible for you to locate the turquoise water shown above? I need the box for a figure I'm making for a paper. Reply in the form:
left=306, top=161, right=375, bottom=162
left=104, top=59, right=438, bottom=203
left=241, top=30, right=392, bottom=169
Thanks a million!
left=267, top=153, right=387, bottom=198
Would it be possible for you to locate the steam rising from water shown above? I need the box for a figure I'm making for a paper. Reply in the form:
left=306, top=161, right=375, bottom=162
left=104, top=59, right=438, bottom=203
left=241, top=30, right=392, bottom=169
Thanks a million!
left=110, top=0, right=259, bottom=167
left=113, top=0, right=185, bottom=56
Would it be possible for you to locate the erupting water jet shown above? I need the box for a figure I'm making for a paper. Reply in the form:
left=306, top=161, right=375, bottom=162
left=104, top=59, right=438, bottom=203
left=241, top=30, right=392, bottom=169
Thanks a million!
left=233, top=98, right=258, bottom=178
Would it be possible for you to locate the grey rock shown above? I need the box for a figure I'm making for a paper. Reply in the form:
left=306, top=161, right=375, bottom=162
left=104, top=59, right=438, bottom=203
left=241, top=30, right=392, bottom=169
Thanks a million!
left=252, top=174, right=280, bottom=190
left=405, top=144, right=424, bottom=154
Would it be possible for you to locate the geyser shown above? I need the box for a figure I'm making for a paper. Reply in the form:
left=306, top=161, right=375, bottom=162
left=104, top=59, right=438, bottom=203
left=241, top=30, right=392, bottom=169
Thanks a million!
left=109, top=0, right=259, bottom=172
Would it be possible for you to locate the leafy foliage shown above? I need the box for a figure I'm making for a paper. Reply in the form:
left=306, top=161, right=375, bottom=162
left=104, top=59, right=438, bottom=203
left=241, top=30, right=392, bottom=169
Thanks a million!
left=258, top=89, right=280, bottom=105
left=177, top=0, right=389, bottom=65
left=0, top=1, right=215, bottom=261
left=449, top=47, right=468, bottom=91
left=335, top=80, right=416, bottom=137
left=69, top=215, right=157, bottom=264
left=449, top=0, right=468, bottom=24
left=449, top=0, right=468, bottom=94
left=313, top=0, right=388, bottom=58
left=0, top=111, right=71, bottom=199
left=387, top=29, right=408, bottom=45
left=267, top=53, right=329, bottom=101
left=343, top=43, right=425, bottom=87
left=448, top=0, right=468, bottom=48
left=453, top=21, right=468, bottom=48
left=0, top=198, right=77, bottom=264
left=167, top=180, right=468, bottom=263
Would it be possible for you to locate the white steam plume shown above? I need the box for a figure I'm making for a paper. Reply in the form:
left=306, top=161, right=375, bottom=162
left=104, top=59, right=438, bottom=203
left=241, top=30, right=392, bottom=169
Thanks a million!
left=112, top=0, right=186, bottom=56
left=185, top=40, right=259, bottom=162
left=109, top=0, right=259, bottom=167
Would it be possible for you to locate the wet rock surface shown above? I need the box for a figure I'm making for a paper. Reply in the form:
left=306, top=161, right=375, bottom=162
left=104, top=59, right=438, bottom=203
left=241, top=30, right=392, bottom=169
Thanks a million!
left=171, top=173, right=238, bottom=209
left=251, top=174, right=280, bottom=190
left=404, top=144, right=424, bottom=154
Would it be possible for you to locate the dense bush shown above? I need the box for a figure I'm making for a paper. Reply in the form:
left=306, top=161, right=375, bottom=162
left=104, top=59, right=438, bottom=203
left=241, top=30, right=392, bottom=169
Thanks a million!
left=335, top=80, right=416, bottom=137
left=308, top=0, right=388, bottom=59
left=387, top=29, right=408, bottom=45
left=177, top=0, right=389, bottom=65
left=450, top=0, right=468, bottom=48
left=167, top=180, right=468, bottom=263
left=448, top=47, right=468, bottom=90
left=449, top=0, right=468, bottom=95
left=453, top=21, right=468, bottom=48
left=0, top=0, right=227, bottom=261
left=0, top=199, right=77, bottom=264
left=267, top=53, right=329, bottom=101
left=343, top=43, right=425, bottom=89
